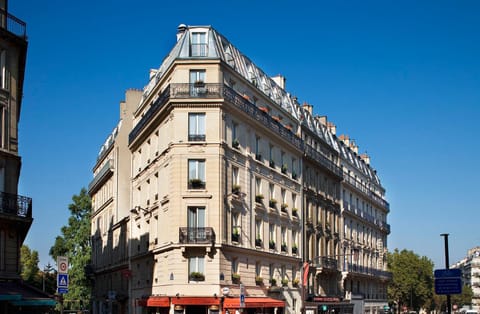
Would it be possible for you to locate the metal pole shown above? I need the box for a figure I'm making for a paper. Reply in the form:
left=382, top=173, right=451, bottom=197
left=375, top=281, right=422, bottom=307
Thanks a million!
left=441, top=233, right=451, bottom=314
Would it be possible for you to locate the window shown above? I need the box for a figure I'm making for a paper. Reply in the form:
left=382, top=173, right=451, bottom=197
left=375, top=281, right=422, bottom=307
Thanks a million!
left=0, top=50, right=7, bottom=90
left=232, top=122, right=239, bottom=148
left=255, top=177, right=261, bottom=195
left=188, top=206, right=205, bottom=241
left=269, top=224, right=276, bottom=249
left=232, top=167, right=239, bottom=187
left=188, top=113, right=206, bottom=141
left=188, top=159, right=205, bottom=189
left=191, top=32, right=207, bottom=57
left=255, top=219, right=262, bottom=244
left=232, top=212, right=240, bottom=242
left=256, top=261, right=261, bottom=277
left=255, top=136, right=262, bottom=160
left=269, top=145, right=274, bottom=167
left=281, top=227, right=287, bottom=252
left=189, top=256, right=205, bottom=276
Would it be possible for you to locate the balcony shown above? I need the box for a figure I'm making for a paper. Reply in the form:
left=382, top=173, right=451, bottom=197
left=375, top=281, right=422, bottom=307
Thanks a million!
left=304, top=144, right=343, bottom=179
left=343, top=174, right=390, bottom=211
left=313, top=257, right=338, bottom=271
left=0, top=191, right=32, bottom=218
left=88, top=159, right=114, bottom=195
left=179, top=227, right=215, bottom=244
left=0, top=9, right=27, bottom=39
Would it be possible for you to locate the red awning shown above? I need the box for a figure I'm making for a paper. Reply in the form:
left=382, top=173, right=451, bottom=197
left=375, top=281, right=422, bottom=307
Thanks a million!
left=223, top=297, right=285, bottom=308
left=171, top=297, right=220, bottom=305
left=147, top=296, right=170, bottom=307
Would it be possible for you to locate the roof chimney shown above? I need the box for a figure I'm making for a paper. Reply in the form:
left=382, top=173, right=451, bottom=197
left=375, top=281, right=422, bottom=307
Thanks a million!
left=271, top=74, right=286, bottom=89
left=339, top=134, right=350, bottom=147
left=360, top=153, right=370, bottom=165
left=302, top=102, right=313, bottom=114
left=149, top=69, right=158, bottom=79
left=316, top=115, right=327, bottom=126
left=177, top=24, right=187, bottom=41
left=349, top=140, right=358, bottom=154
left=327, top=122, right=336, bottom=135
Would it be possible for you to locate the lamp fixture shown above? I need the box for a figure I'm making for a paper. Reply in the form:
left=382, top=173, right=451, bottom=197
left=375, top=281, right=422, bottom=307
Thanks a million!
left=130, top=206, right=152, bottom=215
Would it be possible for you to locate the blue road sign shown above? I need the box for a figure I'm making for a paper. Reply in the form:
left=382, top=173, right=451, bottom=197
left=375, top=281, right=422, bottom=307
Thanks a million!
left=57, top=287, right=68, bottom=294
left=435, top=277, right=462, bottom=295
left=57, top=273, right=69, bottom=288
left=434, top=269, right=462, bottom=278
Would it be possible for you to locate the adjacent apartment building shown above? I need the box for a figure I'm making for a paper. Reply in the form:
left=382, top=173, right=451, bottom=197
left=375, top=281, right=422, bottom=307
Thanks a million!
left=451, top=247, right=480, bottom=312
left=0, top=1, right=56, bottom=312
left=89, top=24, right=391, bottom=314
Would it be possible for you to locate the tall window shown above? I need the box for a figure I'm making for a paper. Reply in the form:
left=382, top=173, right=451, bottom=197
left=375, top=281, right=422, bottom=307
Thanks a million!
left=255, top=219, right=262, bottom=241
left=232, top=122, right=238, bottom=147
left=232, top=167, right=239, bottom=187
left=188, top=206, right=205, bottom=241
left=189, top=256, right=205, bottom=275
left=188, top=113, right=205, bottom=141
left=232, top=212, right=240, bottom=242
left=191, top=32, right=207, bottom=57
left=255, top=136, right=261, bottom=160
left=256, top=262, right=261, bottom=277
left=188, top=159, right=205, bottom=189
left=255, top=177, right=261, bottom=195
left=0, top=50, right=7, bottom=90
left=269, top=224, right=276, bottom=248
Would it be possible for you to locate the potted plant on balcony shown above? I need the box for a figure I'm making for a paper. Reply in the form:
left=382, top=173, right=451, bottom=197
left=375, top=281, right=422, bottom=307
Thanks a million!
left=281, top=243, right=287, bottom=252
left=281, top=164, right=288, bottom=174
left=232, top=184, right=241, bottom=195
left=190, top=272, right=205, bottom=281
left=269, top=278, right=277, bottom=286
left=232, top=138, right=240, bottom=149
left=255, top=194, right=264, bottom=203
left=258, top=106, right=269, bottom=114
left=281, top=278, right=289, bottom=287
left=292, top=207, right=298, bottom=217
left=269, top=240, right=275, bottom=250
left=269, top=159, right=275, bottom=168
left=280, top=203, right=288, bottom=213
left=292, top=172, right=298, bottom=180
left=255, top=235, right=262, bottom=247
left=255, top=276, right=264, bottom=285
left=292, top=278, right=300, bottom=287
left=292, top=243, right=298, bottom=255
left=194, top=80, right=205, bottom=88
left=269, top=198, right=277, bottom=209
left=189, top=178, right=204, bottom=189
left=232, top=273, right=241, bottom=284
left=232, top=228, right=240, bottom=242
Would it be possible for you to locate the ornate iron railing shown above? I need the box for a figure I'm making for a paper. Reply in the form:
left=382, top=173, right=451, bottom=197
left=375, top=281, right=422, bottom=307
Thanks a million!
left=179, top=227, right=215, bottom=244
left=313, top=257, right=338, bottom=271
left=304, top=144, right=343, bottom=178
left=0, top=191, right=32, bottom=218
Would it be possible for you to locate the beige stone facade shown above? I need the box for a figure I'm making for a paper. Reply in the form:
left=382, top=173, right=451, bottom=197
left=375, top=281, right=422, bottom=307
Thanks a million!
left=89, top=24, right=390, bottom=314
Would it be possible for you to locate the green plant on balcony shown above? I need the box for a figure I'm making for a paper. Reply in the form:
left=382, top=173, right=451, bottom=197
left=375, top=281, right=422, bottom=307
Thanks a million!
left=232, top=138, right=240, bottom=149
left=255, top=194, right=264, bottom=203
left=190, top=272, right=205, bottom=281
left=292, top=172, right=298, bottom=180
left=269, top=278, right=277, bottom=286
left=189, top=178, right=204, bottom=189
left=292, top=207, right=298, bottom=217
left=193, top=80, right=205, bottom=87
left=269, top=240, right=275, bottom=250
left=292, top=278, right=300, bottom=287
left=232, top=228, right=240, bottom=242
left=232, top=184, right=241, bottom=195
left=269, top=159, right=275, bottom=168
left=255, top=276, right=264, bottom=285
left=281, top=278, right=289, bottom=287
left=280, top=203, right=288, bottom=212
left=255, top=153, right=262, bottom=161
left=292, top=243, right=298, bottom=255
left=269, top=198, right=277, bottom=209
left=232, top=273, right=241, bottom=283
left=255, top=236, right=262, bottom=247
left=281, top=164, right=288, bottom=174
left=281, top=243, right=287, bottom=252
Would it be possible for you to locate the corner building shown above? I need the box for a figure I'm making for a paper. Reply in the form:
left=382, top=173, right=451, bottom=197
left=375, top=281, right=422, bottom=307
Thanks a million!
left=90, top=24, right=391, bottom=314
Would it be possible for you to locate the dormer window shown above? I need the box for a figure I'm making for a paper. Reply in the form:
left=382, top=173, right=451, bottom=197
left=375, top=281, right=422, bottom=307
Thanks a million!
left=191, top=32, right=207, bottom=57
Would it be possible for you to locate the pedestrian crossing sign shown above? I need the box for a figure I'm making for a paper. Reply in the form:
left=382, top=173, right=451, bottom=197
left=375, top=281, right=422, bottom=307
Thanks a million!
left=57, top=273, right=69, bottom=288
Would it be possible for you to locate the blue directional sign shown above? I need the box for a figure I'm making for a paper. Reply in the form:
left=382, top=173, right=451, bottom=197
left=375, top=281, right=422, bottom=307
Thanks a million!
left=57, top=287, right=68, bottom=294
left=434, top=268, right=462, bottom=295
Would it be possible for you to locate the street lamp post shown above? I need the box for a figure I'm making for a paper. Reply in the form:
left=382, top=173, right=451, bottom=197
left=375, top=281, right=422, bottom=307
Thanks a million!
left=42, top=262, right=54, bottom=292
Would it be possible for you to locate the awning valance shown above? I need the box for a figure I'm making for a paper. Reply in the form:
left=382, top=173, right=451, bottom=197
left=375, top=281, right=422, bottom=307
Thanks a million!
left=171, top=297, right=220, bottom=305
left=223, top=297, right=285, bottom=308
left=147, top=296, right=170, bottom=307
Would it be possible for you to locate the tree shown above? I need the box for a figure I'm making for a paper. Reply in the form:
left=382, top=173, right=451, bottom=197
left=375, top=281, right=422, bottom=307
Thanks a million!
left=20, top=244, right=41, bottom=289
left=387, top=249, right=434, bottom=313
left=432, top=285, right=474, bottom=312
left=49, top=187, right=92, bottom=310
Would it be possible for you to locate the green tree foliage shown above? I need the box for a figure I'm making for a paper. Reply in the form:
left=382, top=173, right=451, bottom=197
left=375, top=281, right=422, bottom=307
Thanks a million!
left=20, top=244, right=41, bottom=289
left=432, top=285, right=474, bottom=312
left=387, top=249, right=434, bottom=312
left=49, top=187, right=92, bottom=309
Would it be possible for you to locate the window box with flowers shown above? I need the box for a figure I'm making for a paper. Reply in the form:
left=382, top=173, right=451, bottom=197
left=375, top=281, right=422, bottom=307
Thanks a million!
left=269, top=199, right=277, bottom=209
left=281, top=278, right=289, bottom=287
left=255, top=194, right=264, bottom=204
left=292, top=172, right=298, bottom=180
left=255, top=237, right=262, bottom=247
left=269, top=159, right=275, bottom=168
left=232, top=138, right=240, bottom=149
left=269, top=278, right=277, bottom=286
left=280, top=203, right=288, bottom=213
left=255, top=153, right=262, bottom=161
left=189, top=178, right=205, bottom=189
left=259, top=106, right=269, bottom=114
left=255, top=276, right=264, bottom=285
left=194, top=80, right=205, bottom=88
left=269, top=240, right=276, bottom=250
left=281, top=243, right=287, bottom=252
left=189, top=272, right=205, bottom=281
left=281, top=164, right=288, bottom=174
left=272, top=115, right=281, bottom=122
left=232, top=273, right=241, bottom=284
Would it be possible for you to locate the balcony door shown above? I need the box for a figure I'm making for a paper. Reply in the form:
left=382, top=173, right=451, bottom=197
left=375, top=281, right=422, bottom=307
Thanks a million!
left=188, top=206, right=205, bottom=242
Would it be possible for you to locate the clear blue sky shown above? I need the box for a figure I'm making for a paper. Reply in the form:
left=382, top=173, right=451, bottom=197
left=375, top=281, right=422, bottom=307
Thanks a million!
left=11, top=0, right=480, bottom=270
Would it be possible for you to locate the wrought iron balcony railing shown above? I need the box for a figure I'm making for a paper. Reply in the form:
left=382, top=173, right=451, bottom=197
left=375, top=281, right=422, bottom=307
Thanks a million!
left=313, top=257, right=338, bottom=271
left=304, top=144, right=343, bottom=179
left=179, top=227, right=215, bottom=244
left=0, top=191, right=32, bottom=218
left=343, top=174, right=389, bottom=210
left=0, top=9, right=26, bottom=39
